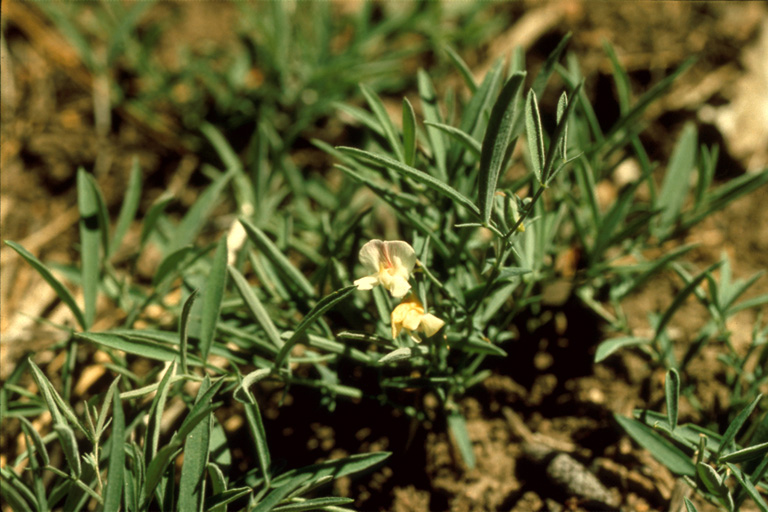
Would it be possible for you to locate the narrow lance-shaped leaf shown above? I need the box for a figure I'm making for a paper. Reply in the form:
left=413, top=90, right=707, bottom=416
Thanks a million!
left=337, top=147, right=481, bottom=217
left=526, top=90, right=545, bottom=184
left=77, top=168, right=101, bottom=329
left=239, top=219, right=315, bottom=299
left=717, top=393, right=763, bottom=458
left=360, top=83, right=405, bottom=163
left=402, top=97, right=417, bottom=167
left=179, top=290, right=199, bottom=375
left=656, top=122, right=698, bottom=238
left=478, top=71, right=526, bottom=224
left=103, top=384, right=125, bottom=512
left=110, top=156, right=142, bottom=259
left=178, top=376, right=212, bottom=512
left=228, top=266, right=283, bottom=350
left=543, top=83, right=583, bottom=185
left=4, top=241, right=87, bottom=330
left=665, top=368, right=680, bottom=431
left=614, top=414, right=695, bottom=476
left=556, top=91, right=568, bottom=161
left=273, top=285, right=356, bottom=370
left=199, top=237, right=228, bottom=362
left=417, top=69, right=447, bottom=181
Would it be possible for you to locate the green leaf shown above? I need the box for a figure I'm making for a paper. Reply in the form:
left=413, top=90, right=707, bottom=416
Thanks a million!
left=445, top=45, right=477, bottom=93
left=402, top=97, right=417, bottom=167
left=379, top=346, right=429, bottom=364
left=360, top=83, right=405, bottom=163
left=697, top=462, right=726, bottom=496
left=18, top=417, right=49, bottom=467
left=653, top=261, right=722, bottom=343
left=252, top=474, right=311, bottom=512
left=103, top=384, right=125, bottom=512
left=273, top=497, right=355, bottom=512
left=54, top=423, right=81, bottom=477
left=145, top=361, right=177, bottom=462
left=228, top=266, right=283, bottom=350
left=478, top=71, right=526, bottom=223
left=271, top=452, right=390, bottom=486
left=594, top=336, right=651, bottom=363
left=614, top=414, right=695, bottom=476
left=76, top=332, right=182, bottom=363
left=447, top=334, right=508, bottom=357
left=200, top=237, right=228, bottom=362
left=556, top=91, right=569, bottom=160
left=153, top=245, right=199, bottom=287
left=336, top=147, right=481, bottom=217
left=140, top=193, right=173, bottom=248
left=525, top=90, right=546, bottom=184
left=423, top=121, right=482, bottom=158
left=234, top=368, right=271, bottom=404
left=274, top=285, right=356, bottom=370
left=656, top=122, right=698, bottom=238
left=168, top=167, right=236, bottom=255
left=727, top=463, right=768, bottom=512
left=603, top=41, right=632, bottom=114
left=77, top=169, right=102, bottom=329
left=531, top=32, right=571, bottom=98
left=0, top=471, right=34, bottom=512
left=240, top=219, right=315, bottom=299
left=665, top=368, right=680, bottom=431
left=204, top=487, right=252, bottom=512
left=717, top=393, right=763, bottom=458
left=683, top=497, right=698, bottom=512
left=4, top=242, right=87, bottom=331
left=180, top=289, right=199, bottom=375
left=243, top=392, right=272, bottom=487
left=178, top=377, right=213, bottom=512
left=110, top=157, right=142, bottom=259
left=718, top=442, right=768, bottom=464
left=417, top=69, right=447, bottom=181
left=447, top=410, right=476, bottom=469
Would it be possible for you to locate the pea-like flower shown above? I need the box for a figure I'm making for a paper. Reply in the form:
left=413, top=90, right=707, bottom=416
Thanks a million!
left=353, top=240, right=416, bottom=298
left=391, top=295, right=445, bottom=342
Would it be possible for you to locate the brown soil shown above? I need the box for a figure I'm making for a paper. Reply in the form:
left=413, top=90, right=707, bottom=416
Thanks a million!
left=2, top=2, right=767, bottom=511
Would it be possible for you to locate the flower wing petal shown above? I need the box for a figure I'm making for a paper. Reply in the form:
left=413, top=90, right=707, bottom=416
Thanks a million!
left=354, top=275, right=379, bottom=291
left=358, top=240, right=384, bottom=273
left=385, top=241, right=417, bottom=273
left=387, top=275, right=412, bottom=298
left=420, top=313, right=445, bottom=338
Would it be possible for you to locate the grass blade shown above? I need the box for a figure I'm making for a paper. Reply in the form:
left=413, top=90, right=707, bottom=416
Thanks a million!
left=717, top=394, right=763, bottom=458
left=531, top=32, right=571, bottom=98
left=478, top=71, right=526, bottom=223
left=240, top=219, right=315, bottom=299
left=656, top=122, right=697, bottom=238
left=103, top=385, right=125, bottom=512
left=417, top=69, right=447, bottom=181
left=665, top=368, right=680, bottom=431
left=4, top=241, right=86, bottom=330
left=274, top=285, right=356, bottom=370
left=337, top=147, right=481, bottom=217
left=445, top=45, right=477, bottom=93
left=653, top=261, right=721, bottom=343
left=525, top=90, right=545, bottom=184
left=178, top=377, right=213, bottom=512
left=199, top=238, right=228, bottom=363
left=77, top=168, right=102, bottom=329
left=228, top=266, right=284, bottom=350
left=614, top=414, right=695, bottom=476
left=447, top=410, right=476, bottom=469
left=110, top=157, right=142, bottom=259
left=423, top=121, right=482, bottom=158
left=402, top=97, right=417, bottom=167
left=360, top=83, right=405, bottom=163
left=179, top=290, right=199, bottom=375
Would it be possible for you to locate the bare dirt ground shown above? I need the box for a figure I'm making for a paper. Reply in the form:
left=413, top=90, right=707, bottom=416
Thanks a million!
left=2, top=2, right=767, bottom=510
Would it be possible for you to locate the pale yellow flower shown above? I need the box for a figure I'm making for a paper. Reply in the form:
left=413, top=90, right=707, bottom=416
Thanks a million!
left=353, top=240, right=416, bottom=298
left=391, top=295, right=445, bottom=342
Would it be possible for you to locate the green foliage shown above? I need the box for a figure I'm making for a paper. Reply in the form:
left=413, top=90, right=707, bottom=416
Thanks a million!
left=4, top=7, right=768, bottom=510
